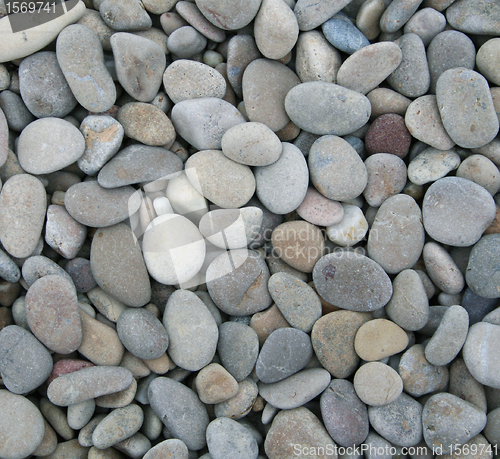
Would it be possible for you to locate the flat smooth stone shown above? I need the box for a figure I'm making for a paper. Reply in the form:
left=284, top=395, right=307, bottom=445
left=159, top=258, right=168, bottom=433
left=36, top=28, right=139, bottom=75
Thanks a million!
left=163, top=289, right=218, bottom=371
left=111, top=32, right=166, bottom=102
left=176, top=1, right=226, bottom=42
left=403, top=7, right=446, bottom=45
left=148, top=376, right=209, bottom=451
left=18, top=117, right=85, bottom=175
left=336, top=41, right=402, bottom=95
left=0, top=1, right=86, bottom=63
left=322, top=13, right=369, bottom=55
left=0, top=325, right=53, bottom=394
left=185, top=150, right=255, bottom=208
left=0, top=390, right=45, bottom=459
left=313, top=251, right=393, bottom=311
left=226, top=35, right=261, bottom=98
left=167, top=26, right=207, bottom=58
left=25, top=275, right=82, bottom=354
left=405, top=95, right=455, bottom=151
left=97, top=145, right=183, bottom=188
left=422, top=177, right=496, bottom=247
left=466, top=234, right=500, bottom=298
left=423, top=241, right=464, bottom=294
left=368, top=194, right=425, bottom=274
left=457, top=154, right=500, bottom=196
left=285, top=81, right=371, bottom=136
left=463, top=322, right=500, bottom=389
left=195, top=0, right=261, bottom=30
left=367, top=87, right=411, bottom=119
left=22, top=255, right=73, bottom=288
left=243, top=59, right=300, bottom=132
left=446, top=0, right=500, bottom=35
left=436, top=68, right=499, bottom=149
left=354, top=362, right=403, bottom=407
left=0, top=174, right=46, bottom=258
left=296, top=186, right=344, bottom=227
left=294, top=0, right=352, bottom=31
left=56, top=24, right=116, bottom=113
left=380, top=0, right=423, bottom=33
left=258, top=368, right=331, bottom=409
left=47, top=366, right=133, bottom=406
left=163, top=59, right=226, bottom=104
left=255, top=142, right=309, bottom=214
left=206, top=417, right=258, bottom=459
left=65, top=181, right=141, bottom=228
left=308, top=135, right=367, bottom=201
left=195, top=363, right=238, bottom=404
left=254, top=0, right=298, bottom=60
left=171, top=98, right=246, bottom=150
left=19, top=51, right=78, bottom=118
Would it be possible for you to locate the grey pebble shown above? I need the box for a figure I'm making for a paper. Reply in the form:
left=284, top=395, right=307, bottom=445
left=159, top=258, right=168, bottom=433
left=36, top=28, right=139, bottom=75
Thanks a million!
left=19, top=51, right=77, bottom=118
left=0, top=247, right=20, bottom=282
left=117, top=308, right=168, bottom=360
left=148, top=376, right=209, bottom=451
left=0, top=90, right=34, bottom=132
left=322, top=13, right=369, bottom=55
left=196, top=0, right=261, bottom=31
left=218, top=322, right=259, bottom=382
left=256, top=327, right=312, bottom=383
left=67, top=399, right=96, bottom=430
left=226, top=35, right=261, bottom=98
left=423, top=241, right=464, bottom=295
left=466, top=234, right=500, bottom=299
left=0, top=325, right=53, bottom=394
left=22, top=255, right=73, bottom=288
left=99, top=0, right=152, bottom=31
left=206, top=417, right=258, bottom=459
left=446, top=0, right=500, bottom=35
left=167, top=26, right=207, bottom=58
left=214, top=378, right=258, bottom=420
left=380, top=0, right=423, bottom=33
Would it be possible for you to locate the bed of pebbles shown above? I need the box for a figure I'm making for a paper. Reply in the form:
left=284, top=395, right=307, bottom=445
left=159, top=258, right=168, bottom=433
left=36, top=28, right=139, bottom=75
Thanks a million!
left=0, top=0, right=500, bottom=458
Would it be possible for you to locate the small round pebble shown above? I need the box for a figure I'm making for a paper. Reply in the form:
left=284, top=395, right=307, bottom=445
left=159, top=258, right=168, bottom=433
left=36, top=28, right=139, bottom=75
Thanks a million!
left=354, top=362, right=403, bottom=407
left=167, top=26, right=207, bottom=58
left=456, top=154, right=500, bottom=196
left=195, top=363, right=239, bottom=404
left=355, top=319, right=409, bottom=361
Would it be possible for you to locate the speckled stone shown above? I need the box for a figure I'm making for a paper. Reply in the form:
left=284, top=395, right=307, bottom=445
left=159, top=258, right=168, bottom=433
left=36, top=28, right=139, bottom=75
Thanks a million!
left=427, top=30, right=476, bottom=94
left=47, top=365, right=133, bottom=406
left=64, top=258, right=96, bottom=293
left=206, top=249, right=272, bottom=315
left=172, top=98, right=246, bottom=150
left=0, top=248, right=20, bottom=283
left=449, top=357, right=487, bottom=413
left=243, top=59, right=300, bottom=132
left=56, top=24, right=116, bottom=113
left=320, top=378, right=369, bottom=447
left=142, top=439, right=188, bottom=459
left=91, top=223, right=151, bottom=307
left=271, top=221, right=325, bottom=273
left=0, top=325, right=52, bottom=394
left=99, top=0, right=152, bottom=31
left=218, top=322, right=259, bottom=381
left=0, top=390, right=45, bottom=459
left=354, top=362, right=403, bottom=407
left=117, top=102, right=175, bottom=147
left=363, top=153, right=407, bottom=207
left=422, top=177, right=496, bottom=247
left=311, top=310, right=371, bottom=378
left=111, top=32, right=166, bottom=102
left=405, top=95, right=455, bottom=151
left=446, top=0, right=500, bottom=35
left=163, top=289, right=218, bottom=371
left=22, top=256, right=73, bottom=289
left=422, top=393, right=487, bottom=454
left=466, top=234, right=500, bottom=299
left=308, top=135, right=367, bottom=201
left=404, top=7, right=446, bottom=46
left=457, top=154, right=500, bottom=196
left=255, top=142, right=308, bottom=214
left=92, top=404, right=143, bottom=449
left=19, top=51, right=77, bottom=118
left=398, top=344, right=448, bottom=397
left=463, top=322, right=500, bottom=389
left=254, top=0, right=299, bottom=60
left=206, top=417, right=258, bottom=459
left=296, top=186, right=344, bottom=227
left=268, top=272, right=322, bottom=333
left=25, top=275, right=81, bottom=354
left=385, top=269, right=429, bottom=332
left=313, top=251, right=393, bottom=312
left=295, top=30, right=341, bottom=84
left=258, top=368, right=331, bottom=410
left=368, top=392, right=423, bottom=447
left=365, top=114, right=412, bottom=158
left=256, top=327, right=312, bottom=383
left=65, top=181, right=141, bottom=228
left=0, top=174, right=47, bottom=258
left=0, top=91, right=35, bottom=133
left=437, top=68, right=499, bottom=149
left=285, top=81, right=371, bottom=136
left=97, top=145, right=182, bottom=188
left=148, top=376, right=209, bottom=451
left=265, top=407, right=339, bottom=459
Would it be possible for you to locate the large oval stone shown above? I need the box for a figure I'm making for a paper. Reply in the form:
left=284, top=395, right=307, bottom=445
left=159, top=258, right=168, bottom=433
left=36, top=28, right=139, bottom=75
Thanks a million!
left=436, top=68, right=499, bottom=149
left=312, top=251, right=393, bottom=312
left=25, top=275, right=82, bottom=354
left=163, top=289, right=218, bottom=371
left=367, top=194, right=425, bottom=274
left=91, top=223, right=151, bottom=307
left=284, top=81, right=371, bottom=136
left=422, top=177, right=496, bottom=247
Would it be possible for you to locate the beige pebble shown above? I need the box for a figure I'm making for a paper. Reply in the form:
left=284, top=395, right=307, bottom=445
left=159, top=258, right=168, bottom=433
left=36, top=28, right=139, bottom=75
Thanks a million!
left=354, top=362, right=403, bottom=406
left=367, top=88, right=411, bottom=119
left=250, top=304, right=290, bottom=346
left=195, top=363, right=239, bottom=404
left=456, top=154, right=500, bottom=196
left=95, top=378, right=137, bottom=408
